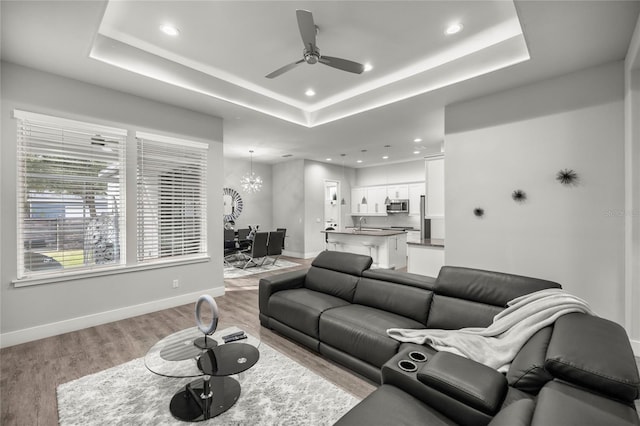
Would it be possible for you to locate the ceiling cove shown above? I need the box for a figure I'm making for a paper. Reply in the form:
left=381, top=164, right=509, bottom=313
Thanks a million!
left=90, top=1, right=530, bottom=128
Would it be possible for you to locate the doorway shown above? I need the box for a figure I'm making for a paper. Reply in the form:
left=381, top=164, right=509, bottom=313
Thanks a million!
left=324, top=180, right=341, bottom=230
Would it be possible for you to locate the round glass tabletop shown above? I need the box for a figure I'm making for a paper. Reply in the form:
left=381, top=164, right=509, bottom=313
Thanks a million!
left=144, top=325, right=260, bottom=378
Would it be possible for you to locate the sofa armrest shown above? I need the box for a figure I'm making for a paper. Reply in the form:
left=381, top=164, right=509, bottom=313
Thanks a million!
left=381, top=348, right=499, bottom=426
left=258, top=269, right=307, bottom=316
left=417, top=351, right=508, bottom=416
left=544, top=313, right=640, bottom=402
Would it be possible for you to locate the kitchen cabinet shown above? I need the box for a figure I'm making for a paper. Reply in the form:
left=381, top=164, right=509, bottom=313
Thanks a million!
left=386, top=184, right=409, bottom=200
left=323, top=229, right=407, bottom=269
left=407, top=240, right=445, bottom=278
left=351, top=182, right=425, bottom=216
left=366, top=186, right=388, bottom=215
left=351, top=187, right=368, bottom=215
left=408, top=182, right=425, bottom=216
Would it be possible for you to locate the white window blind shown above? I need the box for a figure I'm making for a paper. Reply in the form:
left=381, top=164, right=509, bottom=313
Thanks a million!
left=15, top=110, right=127, bottom=279
left=136, top=133, right=208, bottom=262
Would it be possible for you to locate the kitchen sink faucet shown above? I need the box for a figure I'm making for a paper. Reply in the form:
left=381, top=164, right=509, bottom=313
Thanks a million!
left=359, top=217, right=366, bottom=231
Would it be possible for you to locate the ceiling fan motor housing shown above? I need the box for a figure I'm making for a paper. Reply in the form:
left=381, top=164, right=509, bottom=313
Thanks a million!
left=303, top=48, right=320, bottom=64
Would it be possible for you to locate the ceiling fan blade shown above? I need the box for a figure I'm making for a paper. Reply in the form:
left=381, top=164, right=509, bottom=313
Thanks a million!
left=296, top=9, right=317, bottom=50
left=265, top=59, right=305, bottom=79
left=318, top=56, right=365, bottom=74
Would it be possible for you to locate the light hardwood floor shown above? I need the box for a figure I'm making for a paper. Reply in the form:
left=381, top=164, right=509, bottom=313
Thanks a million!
left=0, top=256, right=376, bottom=426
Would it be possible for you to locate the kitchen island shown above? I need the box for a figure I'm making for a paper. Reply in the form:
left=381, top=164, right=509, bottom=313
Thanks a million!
left=407, top=238, right=445, bottom=278
left=321, top=229, right=407, bottom=269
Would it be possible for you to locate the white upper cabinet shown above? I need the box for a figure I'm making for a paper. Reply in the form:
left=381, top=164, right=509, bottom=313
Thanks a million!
left=366, top=186, right=388, bottom=215
left=351, top=183, right=425, bottom=216
left=386, top=184, right=409, bottom=200
left=351, top=187, right=368, bottom=215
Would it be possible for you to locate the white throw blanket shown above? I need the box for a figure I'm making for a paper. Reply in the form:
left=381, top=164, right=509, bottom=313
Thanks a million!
left=387, top=288, right=593, bottom=372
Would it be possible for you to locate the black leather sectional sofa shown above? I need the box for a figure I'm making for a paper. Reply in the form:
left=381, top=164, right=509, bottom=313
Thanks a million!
left=258, top=251, right=640, bottom=425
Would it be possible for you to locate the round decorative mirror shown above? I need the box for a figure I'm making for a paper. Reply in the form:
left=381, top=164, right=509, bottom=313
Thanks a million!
left=223, top=187, right=243, bottom=222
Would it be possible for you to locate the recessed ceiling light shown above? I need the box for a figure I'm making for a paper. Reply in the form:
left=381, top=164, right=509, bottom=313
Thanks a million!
left=305, top=89, right=316, bottom=97
left=357, top=159, right=363, bottom=164
left=445, top=23, right=463, bottom=35
left=364, top=63, right=373, bottom=72
left=326, top=158, right=332, bottom=161
left=382, top=155, right=389, bottom=160
left=413, top=150, right=420, bottom=154
left=413, top=138, right=422, bottom=143
left=160, top=24, right=180, bottom=36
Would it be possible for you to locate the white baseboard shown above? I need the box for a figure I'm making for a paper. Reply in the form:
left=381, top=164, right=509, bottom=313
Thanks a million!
left=631, top=338, right=640, bottom=357
left=0, top=287, right=225, bottom=349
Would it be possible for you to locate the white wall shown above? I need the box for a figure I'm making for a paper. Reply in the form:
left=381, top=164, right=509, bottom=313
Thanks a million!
left=0, top=62, right=224, bottom=346
left=624, top=14, right=640, bottom=352
left=272, top=160, right=306, bottom=257
left=445, top=61, right=626, bottom=326
left=223, top=157, right=272, bottom=230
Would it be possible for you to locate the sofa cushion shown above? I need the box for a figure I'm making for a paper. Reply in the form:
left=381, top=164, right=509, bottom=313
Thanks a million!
left=319, top=304, right=424, bottom=368
left=311, top=250, right=372, bottom=276
left=268, top=289, right=350, bottom=338
left=362, top=268, right=436, bottom=291
left=353, top=277, right=433, bottom=324
left=334, top=384, right=458, bottom=426
left=488, top=399, right=535, bottom=426
left=435, top=266, right=561, bottom=306
left=506, top=326, right=554, bottom=394
left=304, top=266, right=360, bottom=302
left=544, top=313, right=640, bottom=402
left=426, top=294, right=502, bottom=329
left=531, top=381, right=640, bottom=426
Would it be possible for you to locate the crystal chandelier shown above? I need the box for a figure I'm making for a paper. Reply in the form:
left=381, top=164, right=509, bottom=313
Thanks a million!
left=240, top=150, right=263, bottom=193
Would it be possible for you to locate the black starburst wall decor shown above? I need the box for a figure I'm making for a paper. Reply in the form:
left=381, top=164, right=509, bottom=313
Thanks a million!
left=556, top=168, right=578, bottom=186
left=512, top=190, right=527, bottom=202
left=473, top=207, right=485, bottom=217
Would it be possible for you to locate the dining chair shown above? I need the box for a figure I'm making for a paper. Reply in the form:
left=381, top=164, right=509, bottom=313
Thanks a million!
left=276, top=228, right=287, bottom=250
left=236, top=228, right=251, bottom=251
left=265, top=231, right=284, bottom=265
left=242, top=231, right=268, bottom=269
left=223, top=229, right=237, bottom=265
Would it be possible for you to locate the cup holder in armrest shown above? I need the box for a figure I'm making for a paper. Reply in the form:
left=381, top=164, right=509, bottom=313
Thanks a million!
left=398, top=359, right=418, bottom=373
left=408, top=351, right=428, bottom=363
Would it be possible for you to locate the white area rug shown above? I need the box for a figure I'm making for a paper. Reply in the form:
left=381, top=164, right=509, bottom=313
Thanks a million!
left=224, top=258, right=301, bottom=279
left=57, top=340, right=360, bottom=425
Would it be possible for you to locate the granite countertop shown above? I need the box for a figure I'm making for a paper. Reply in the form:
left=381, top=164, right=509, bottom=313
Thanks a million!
left=322, top=229, right=407, bottom=236
left=407, top=238, right=445, bottom=248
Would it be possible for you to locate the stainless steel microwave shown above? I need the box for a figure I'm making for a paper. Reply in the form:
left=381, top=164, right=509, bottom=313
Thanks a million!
left=387, top=199, right=409, bottom=213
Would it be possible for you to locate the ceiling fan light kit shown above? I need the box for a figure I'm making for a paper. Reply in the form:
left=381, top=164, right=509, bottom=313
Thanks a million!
left=266, top=9, right=365, bottom=79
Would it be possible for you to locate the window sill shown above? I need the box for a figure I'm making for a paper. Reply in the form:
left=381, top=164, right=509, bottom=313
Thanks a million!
left=12, top=256, right=211, bottom=288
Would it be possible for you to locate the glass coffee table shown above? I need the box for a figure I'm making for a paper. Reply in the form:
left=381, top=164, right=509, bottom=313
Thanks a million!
left=145, top=325, right=260, bottom=422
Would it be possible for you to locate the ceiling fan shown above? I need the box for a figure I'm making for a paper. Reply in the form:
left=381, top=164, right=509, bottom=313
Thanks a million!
left=265, top=9, right=365, bottom=79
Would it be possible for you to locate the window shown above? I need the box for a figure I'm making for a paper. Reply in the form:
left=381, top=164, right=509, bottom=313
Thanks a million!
left=15, top=110, right=126, bottom=278
left=136, top=132, right=208, bottom=262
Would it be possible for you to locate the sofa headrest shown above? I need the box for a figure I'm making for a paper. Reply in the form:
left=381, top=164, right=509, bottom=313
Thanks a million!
left=311, top=251, right=372, bottom=276
left=434, top=266, right=561, bottom=306
left=544, top=313, right=640, bottom=403
left=362, top=269, right=436, bottom=291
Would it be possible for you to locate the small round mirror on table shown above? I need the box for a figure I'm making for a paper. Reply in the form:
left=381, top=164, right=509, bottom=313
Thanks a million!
left=194, top=294, right=219, bottom=349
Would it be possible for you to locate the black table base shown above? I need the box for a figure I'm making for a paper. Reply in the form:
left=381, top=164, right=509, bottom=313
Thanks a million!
left=169, top=376, right=241, bottom=422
